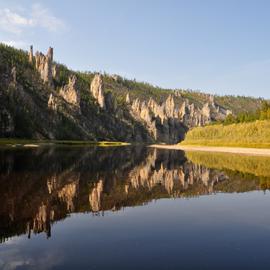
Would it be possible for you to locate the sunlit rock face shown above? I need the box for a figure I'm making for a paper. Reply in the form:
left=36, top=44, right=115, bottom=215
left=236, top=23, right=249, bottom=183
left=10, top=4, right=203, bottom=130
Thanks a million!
left=130, top=95, right=186, bottom=143
left=48, top=93, right=58, bottom=111
left=90, top=74, right=106, bottom=109
left=126, top=93, right=130, bottom=104
left=59, top=75, right=81, bottom=109
left=28, top=45, right=34, bottom=64
left=34, top=47, right=54, bottom=87
left=128, top=93, right=230, bottom=143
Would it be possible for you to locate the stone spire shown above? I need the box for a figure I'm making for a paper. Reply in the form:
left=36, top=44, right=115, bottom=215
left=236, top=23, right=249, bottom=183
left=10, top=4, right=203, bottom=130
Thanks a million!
left=59, top=75, right=81, bottom=109
left=35, top=47, right=54, bottom=88
left=29, top=45, right=33, bottom=64
left=90, top=74, right=106, bottom=109
left=126, top=93, right=130, bottom=104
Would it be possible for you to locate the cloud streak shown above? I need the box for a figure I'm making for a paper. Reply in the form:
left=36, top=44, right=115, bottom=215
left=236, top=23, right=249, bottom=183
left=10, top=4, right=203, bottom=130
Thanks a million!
left=0, top=4, right=66, bottom=35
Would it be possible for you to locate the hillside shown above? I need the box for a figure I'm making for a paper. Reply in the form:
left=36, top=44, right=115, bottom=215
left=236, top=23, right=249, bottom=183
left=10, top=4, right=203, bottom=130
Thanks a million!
left=181, top=120, right=270, bottom=148
left=0, top=44, right=264, bottom=143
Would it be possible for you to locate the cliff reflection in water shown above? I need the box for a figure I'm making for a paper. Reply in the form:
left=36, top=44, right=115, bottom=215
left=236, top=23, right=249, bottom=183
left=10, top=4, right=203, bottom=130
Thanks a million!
left=0, top=146, right=269, bottom=243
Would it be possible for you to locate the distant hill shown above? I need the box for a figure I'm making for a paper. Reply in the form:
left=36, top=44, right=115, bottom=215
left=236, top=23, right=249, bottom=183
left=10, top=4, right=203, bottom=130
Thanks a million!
left=0, top=44, right=264, bottom=143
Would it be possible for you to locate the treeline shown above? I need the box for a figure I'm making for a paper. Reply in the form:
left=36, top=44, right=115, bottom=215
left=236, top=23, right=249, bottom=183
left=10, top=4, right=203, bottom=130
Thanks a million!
left=222, top=101, right=270, bottom=125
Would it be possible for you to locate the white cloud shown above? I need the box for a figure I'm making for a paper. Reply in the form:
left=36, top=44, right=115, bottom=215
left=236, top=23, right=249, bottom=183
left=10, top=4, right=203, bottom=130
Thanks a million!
left=31, top=3, right=65, bottom=32
left=0, top=8, right=33, bottom=34
left=0, top=4, right=65, bottom=35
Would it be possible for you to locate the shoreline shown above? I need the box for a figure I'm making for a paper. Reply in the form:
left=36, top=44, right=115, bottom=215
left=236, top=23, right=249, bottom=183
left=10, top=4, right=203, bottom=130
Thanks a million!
left=150, top=144, right=270, bottom=157
left=0, top=139, right=130, bottom=148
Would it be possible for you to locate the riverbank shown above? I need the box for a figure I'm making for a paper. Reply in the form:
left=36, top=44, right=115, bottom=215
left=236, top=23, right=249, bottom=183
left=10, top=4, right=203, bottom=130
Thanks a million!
left=150, top=144, right=270, bottom=157
left=181, top=120, right=270, bottom=148
left=0, top=139, right=130, bottom=147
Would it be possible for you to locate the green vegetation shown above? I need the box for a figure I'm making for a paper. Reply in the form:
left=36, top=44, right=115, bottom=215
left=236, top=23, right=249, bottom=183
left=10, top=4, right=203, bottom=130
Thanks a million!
left=0, top=138, right=129, bottom=147
left=181, top=120, right=270, bottom=148
left=215, top=101, right=270, bottom=125
left=0, top=43, right=267, bottom=142
left=181, top=102, right=270, bottom=148
left=102, top=73, right=263, bottom=113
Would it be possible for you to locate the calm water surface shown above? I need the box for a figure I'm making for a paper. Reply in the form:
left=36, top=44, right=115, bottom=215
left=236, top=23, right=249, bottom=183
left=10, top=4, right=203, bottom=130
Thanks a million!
left=1, top=146, right=270, bottom=270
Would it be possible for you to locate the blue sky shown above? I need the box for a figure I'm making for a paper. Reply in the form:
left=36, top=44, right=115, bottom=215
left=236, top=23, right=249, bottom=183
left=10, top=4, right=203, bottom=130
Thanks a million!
left=1, top=0, right=270, bottom=98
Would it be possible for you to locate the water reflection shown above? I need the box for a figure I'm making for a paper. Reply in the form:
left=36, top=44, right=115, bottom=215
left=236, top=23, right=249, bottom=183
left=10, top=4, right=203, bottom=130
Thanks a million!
left=0, top=146, right=269, bottom=243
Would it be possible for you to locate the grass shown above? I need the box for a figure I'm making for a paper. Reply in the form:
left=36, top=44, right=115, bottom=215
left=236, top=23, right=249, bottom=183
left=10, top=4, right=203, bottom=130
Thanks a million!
left=181, top=120, right=270, bottom=148
left=0, top=138, right=130, bottom=147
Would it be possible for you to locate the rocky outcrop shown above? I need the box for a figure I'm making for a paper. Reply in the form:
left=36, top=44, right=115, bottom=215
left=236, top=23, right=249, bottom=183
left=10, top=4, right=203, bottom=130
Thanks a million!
left=128, top=93, right=231, bottom=143
left=35, top=47, right=54, bottom=87
left=105, top=92, right=117, bottom=112
left=52, top=65, right=59, bottom=81
left=90, top=74, right=118, bottom=112
left=59, top=75, right=80, bottom=109
left=90, top=74, right=106, bottom=109
left=129, top=95, right=186, bottom=143
left=48, top=93, right=58, bottom=111
left=28, top=45, right=33, bottom=64
left=126, top=93, right=130, bottom=104
left=0, top=44, right=249, bottom=144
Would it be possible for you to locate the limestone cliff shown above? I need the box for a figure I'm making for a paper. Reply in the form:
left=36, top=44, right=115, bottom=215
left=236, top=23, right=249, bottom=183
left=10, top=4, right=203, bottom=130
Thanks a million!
left=59, top=75, right=81, bottom=109
left=90, top=74, right=106, bottom=109
left=0, top=43, right=262, bottom=143
left=126, top=93, right=230, bottom=143
left=34, top=46, right=54, bottom=87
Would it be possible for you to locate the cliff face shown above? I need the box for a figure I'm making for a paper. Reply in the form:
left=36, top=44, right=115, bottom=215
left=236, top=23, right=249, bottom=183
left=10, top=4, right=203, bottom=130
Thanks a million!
left=0, top=44, right=262, bottom=143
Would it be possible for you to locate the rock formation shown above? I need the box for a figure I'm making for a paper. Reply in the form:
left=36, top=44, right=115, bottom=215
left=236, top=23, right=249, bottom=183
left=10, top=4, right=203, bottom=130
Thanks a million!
left=0, top=44, right=252, bottom=144
left=105, top=92, right=117, bottom=112
left=48, top=93, right=58, bottom=111
left=127, top=92, right=231, bottom=142
left=59, top=75, right=80, bottom=109
left=35, top=47, right=54, bottom=87
left=126, top=93, right=130, bottom=104
left=129, top=96, right=186, bottom=143
left=90, top=74, right=106, bottom=109
left=52, top=65, right=59, bottom=80
left=28, top=45, right=33, bottom=64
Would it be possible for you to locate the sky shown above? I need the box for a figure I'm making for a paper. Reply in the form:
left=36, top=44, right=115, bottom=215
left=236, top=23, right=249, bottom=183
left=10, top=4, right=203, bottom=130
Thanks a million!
left=0, top=0, right=270, bottom=98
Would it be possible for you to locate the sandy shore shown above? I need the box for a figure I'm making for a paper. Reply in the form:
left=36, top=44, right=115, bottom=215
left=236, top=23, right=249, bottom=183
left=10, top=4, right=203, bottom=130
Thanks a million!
left=150, top=144, right=270, bottom=157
